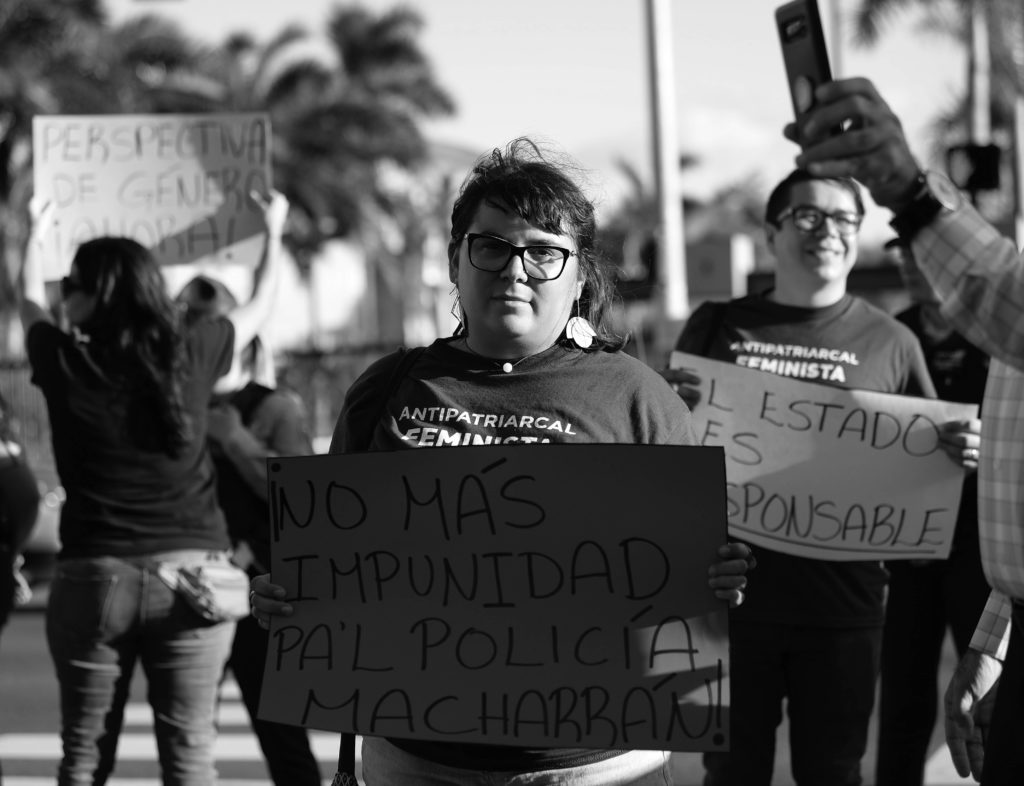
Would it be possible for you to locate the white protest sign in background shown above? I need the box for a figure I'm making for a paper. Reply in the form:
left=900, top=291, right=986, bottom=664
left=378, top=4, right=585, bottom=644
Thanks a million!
left=670, top=352, right=978, bottom=562
left=32, top=113, right=271, bottom=290
left=258, top=444, right=732, bottom=753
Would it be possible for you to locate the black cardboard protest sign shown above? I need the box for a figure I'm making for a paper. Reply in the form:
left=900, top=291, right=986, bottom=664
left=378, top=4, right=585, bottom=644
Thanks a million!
left=257, top=443, right=731, bottom=752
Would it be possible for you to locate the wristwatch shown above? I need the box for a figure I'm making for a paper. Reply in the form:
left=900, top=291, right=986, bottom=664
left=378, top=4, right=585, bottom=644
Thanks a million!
left=889, top=170, right=964, bottom=242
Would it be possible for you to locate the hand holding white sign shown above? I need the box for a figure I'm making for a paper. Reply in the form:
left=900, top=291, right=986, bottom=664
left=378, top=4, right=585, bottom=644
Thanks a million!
left=670, top=351, right=978, bottom=561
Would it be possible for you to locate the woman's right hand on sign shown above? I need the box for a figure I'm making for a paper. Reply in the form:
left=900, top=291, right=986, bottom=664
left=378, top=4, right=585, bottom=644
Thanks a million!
left=249, top=572, right=292, bottom=630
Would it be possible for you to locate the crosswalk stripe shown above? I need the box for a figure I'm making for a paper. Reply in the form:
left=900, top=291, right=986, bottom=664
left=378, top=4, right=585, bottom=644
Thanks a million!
left=4, top=781, right=281, bottom=786
left=0, top=731, right=347, bottom=760
left=0, top=679, right=960, bottom=785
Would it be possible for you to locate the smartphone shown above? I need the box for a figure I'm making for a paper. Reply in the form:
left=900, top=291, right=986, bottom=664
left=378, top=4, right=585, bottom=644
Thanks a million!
left=775, top=0, right=837, bottom=142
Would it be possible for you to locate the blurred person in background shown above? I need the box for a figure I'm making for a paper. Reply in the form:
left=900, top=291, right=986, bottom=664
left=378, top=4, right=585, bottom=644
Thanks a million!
left=0, top=389, right=41, bottom=785
left=874, top=237, right=990, bottom=786
left=178, top=275, right=321, bottom=786
left=20, top=190, right=286, bottom=786
left=0, top=390, right=40, bottom=632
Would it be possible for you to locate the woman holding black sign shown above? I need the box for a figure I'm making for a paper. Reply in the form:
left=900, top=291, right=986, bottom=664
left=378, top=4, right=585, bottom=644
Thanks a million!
left=251, top=139, right=752, bottom=785
left=21, top=190, right=287, bottom=786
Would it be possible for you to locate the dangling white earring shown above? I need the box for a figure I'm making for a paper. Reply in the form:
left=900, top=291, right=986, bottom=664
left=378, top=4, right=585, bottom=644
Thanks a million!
left=566, top=299, right=595, bottom=349
left=449, top=285, right=465, bottom=334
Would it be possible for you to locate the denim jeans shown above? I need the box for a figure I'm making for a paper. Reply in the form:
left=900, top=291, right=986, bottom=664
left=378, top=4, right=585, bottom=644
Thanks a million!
left=361, top=737, right=673, bottom=785
left=46, top=551, right=235, bottom=786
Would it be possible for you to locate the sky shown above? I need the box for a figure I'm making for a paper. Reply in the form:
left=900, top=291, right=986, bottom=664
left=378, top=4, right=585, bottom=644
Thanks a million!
left=108, top=0, right=968, bottom=241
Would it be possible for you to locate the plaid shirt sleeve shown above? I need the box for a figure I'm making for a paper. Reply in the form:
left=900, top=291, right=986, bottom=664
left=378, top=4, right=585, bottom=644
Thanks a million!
left=969, top=589, right=1012, bottom=660
left=912, top=203, right=1024, bottom=370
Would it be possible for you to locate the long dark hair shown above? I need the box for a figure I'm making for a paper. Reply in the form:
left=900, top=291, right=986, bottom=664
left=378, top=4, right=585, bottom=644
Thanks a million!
left=450, top=138, right=626, bottom=351
left=72, top=237, right=192, bottom=457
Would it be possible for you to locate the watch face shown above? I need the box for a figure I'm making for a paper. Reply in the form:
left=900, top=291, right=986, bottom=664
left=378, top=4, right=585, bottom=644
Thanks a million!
left=926, top=171, right=963, bottom=210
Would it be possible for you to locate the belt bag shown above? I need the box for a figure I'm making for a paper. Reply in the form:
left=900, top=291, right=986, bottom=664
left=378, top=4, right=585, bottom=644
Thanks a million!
left=155, top=554, right=250, bottom=623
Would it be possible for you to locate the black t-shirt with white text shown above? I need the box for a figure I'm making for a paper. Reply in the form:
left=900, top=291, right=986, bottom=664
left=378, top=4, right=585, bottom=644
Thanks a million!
left=331, top=338, right=698, bottom=772
left=27, top=318, right=234, bottom=558
left=676, top=292, right=936, bottom=628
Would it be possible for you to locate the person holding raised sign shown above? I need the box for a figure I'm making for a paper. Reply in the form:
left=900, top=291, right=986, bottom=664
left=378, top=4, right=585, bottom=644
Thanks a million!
left=660, top=167, right=973, bottom=786
left=20, top=189, right=287, bottom=786
left=792, top=75, right=1024, bottom=786
left=251, top=138, right=753, bottom=785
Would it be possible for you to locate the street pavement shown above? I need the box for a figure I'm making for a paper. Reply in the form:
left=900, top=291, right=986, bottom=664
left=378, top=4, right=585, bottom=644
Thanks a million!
left=1, top=601, right=968, bottom=785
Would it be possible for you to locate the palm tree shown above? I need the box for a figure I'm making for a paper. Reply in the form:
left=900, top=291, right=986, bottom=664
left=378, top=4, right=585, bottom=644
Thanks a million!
left=185, top=4, right=455, bottom=346
left=1, top=0, right=455, bottom=351
left=852, top=0, right=1022, bottom=228
left=0, top=0, right=108, bottom=314
left=0, top=6, right=227, bottom=314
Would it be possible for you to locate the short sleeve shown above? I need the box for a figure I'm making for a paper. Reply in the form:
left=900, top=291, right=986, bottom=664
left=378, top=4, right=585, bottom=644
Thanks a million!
left=329, top=350, right=408, bottom=454
left=674, top=301, right=725, bottom=356
left=25, top=322, right=66, bottom=388
left=186, top=317, right=235, bottom=387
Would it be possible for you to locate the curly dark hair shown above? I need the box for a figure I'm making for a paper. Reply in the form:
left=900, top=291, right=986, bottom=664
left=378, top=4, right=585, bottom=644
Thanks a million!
left=72, top=237, right=192, bottom=457
left=449, top=138, right=626, bottom=351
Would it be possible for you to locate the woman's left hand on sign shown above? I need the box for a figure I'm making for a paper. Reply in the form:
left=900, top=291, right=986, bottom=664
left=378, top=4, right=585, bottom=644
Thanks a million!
left=708, top=542, right=755, bottom=608
left=938, top=418, right=982, bottom=472
left=249, top=572, right=292, bottom=630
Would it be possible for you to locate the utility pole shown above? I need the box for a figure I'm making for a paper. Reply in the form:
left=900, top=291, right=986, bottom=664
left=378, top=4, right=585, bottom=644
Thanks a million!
left=970, top=0, right=992, bottom=146
left=645, top=0, right=688, bottom=323
left=829, top=0, right=843, bottom=78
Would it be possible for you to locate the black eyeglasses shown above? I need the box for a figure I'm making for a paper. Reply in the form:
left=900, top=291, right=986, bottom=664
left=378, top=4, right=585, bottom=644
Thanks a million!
left=59, top=276, right=86, bottom=298
left=776, top=205, right=862, bottom=236
left=465, top=233, right=576, bottom=281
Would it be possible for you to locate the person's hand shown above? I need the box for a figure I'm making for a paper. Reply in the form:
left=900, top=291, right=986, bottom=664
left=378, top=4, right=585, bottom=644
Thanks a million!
left=12, top=555, right=32, bottom=607
left=785, top=78, right=921, bottom=211
left=661, top=368, right=703, bottom=411
left=230, top=540, right=256, bottom=572
left=708, top=542, right=755, bottom=608
left=938, top=418, right=982, bottom=472
left=250, top=572, right=292, bottom=630
left=944, top=647, right=1001, bottom=780
left=251, top=189, right=289, bottom=239
left=28, top=196, right=55, bottom=244
left=206, top=403, right=244, bottom=445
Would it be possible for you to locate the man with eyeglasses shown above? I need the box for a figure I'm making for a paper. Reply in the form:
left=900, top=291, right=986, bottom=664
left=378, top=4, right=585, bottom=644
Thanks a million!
left=664, top=168, right=937, bottom=786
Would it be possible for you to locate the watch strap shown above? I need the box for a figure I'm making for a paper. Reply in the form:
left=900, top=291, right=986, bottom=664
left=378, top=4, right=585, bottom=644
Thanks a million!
left=888, top=172, right=946, bottom=242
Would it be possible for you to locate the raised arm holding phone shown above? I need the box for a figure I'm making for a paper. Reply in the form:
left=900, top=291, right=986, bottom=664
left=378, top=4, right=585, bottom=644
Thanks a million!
left=794, top=77, right=1024, bottom=786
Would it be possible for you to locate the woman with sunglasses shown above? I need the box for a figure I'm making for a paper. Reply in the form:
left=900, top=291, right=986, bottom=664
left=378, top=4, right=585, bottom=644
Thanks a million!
left=20, top=190, right=287, bottom=786
left=250, top=139, right=753, bottom=785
